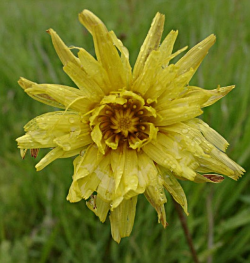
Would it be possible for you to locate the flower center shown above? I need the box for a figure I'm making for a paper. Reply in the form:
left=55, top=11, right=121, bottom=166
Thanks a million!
left=110, top=104, right=140, bottom=137
left=90, top=91, right=158, bottom=152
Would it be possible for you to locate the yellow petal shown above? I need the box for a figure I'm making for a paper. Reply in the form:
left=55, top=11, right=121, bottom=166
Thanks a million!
left=67, top=146, right=110, bottom=202
left=108, top=31, right=132, bottom=88
left=63, top=61, right=104, bottom=99
left=19, top=78, right=96, bottom=112
left=133, top=12, right=165, bottom=80
left=160, top=123, right=208, bottom=158
left=97, top=164, right=115, bottom=202
left=186, top=85, right=235, bottom=108
left=157, top=165, right=188, bottom=215
left=86, top=195, right=110, bottom=222
left=176, top=34, right=216, bottom=81
left=144, top=64, right=178, bottom=103
left=155, top=104, right=203, bottom=126
left=210, top=148, right=245, bottom=180
left=35, top=147, right=81, bottom=171
left=72, top=144, right=105, bottom=182
left=131, top=30, right=180, bottom=96
left=156, top=132, right=197, bottom=181
left=110, top=196, right=137, bottom=243
left=17, top=132, right=55, bottom=149
left=155, top=68, right=195, bottom=110
left=47, top=28, right=80, bottom=67
left=49, top=27, right=113, bottom=96
left=78, top=9, right=106, bottom=35
left=78, top=48, right=112, bottom=94
left=91, top=123, right=106, bottom=154
left=157, top=30, right=179, bottom=65
left=137, top=152, right=156, bottom=188
left=143, top=141, right=183, bottom=177
left=79, top=10, right=127, bottom=89
left=188, top=118, right=229, bottom=152
left=110, top=146, right=140, bottom=204
left=24, top=111, right=86, bottom=132
left=95, top=196, right=111, bottom=222
left=110, top=146, right=126, bottom=192
left=122, top=148, right=139, bottom=198
left=131, top=50, right=161, bottom=95
left=144, top=182, right=168, bottom=227
left=17, top=111, right=89, bottom=149
left=162, top=120, right=245, bottom=179
left=54, top=133, right=92, bottom=151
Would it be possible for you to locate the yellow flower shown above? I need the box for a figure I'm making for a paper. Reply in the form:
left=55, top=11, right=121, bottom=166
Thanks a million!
left=17, top=10, right=245, bottom=243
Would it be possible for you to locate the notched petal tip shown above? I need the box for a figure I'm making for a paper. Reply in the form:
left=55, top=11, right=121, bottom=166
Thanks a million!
left=18, top=77, right=35, bottom=90
left=46, top=28, right=53, bottom=34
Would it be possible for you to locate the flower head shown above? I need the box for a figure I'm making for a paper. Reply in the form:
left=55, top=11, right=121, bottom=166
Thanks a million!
left=17, top=10, right=245, bottom=243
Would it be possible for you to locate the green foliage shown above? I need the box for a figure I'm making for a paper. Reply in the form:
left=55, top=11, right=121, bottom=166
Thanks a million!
left=1, top=0, right=250, bottom=262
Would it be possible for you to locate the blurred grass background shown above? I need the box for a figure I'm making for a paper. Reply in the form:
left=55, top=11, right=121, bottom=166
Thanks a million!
left=1, top=0, right=250, bottom=262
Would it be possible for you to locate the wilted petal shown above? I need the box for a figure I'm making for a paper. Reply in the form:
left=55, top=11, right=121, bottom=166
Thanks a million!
left=144, top=182, right=168, bottom=228
left=110, top=196, right=137, bottom=243
left=194, top=173, right=224, bottom=183
left=86, top=195, right=111, bottom=222
left=157, top=165, right=188, bottom=215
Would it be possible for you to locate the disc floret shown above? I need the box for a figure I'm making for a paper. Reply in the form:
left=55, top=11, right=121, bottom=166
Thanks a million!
left=89, top=91, right=158, bottom=152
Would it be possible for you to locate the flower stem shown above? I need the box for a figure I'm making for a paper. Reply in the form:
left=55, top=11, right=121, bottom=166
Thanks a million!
left=173, top=198, right=200, bottom=263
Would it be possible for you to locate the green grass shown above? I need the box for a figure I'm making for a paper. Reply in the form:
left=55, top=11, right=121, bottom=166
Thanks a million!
left=1, top=0, right=250, bottom=262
